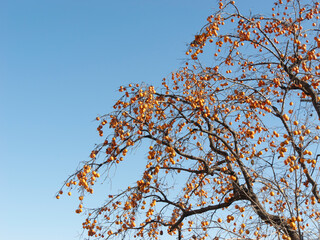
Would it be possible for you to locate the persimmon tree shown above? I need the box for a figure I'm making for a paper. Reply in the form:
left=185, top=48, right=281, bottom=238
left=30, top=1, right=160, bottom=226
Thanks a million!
left=58, top=0, right=320, bottom=239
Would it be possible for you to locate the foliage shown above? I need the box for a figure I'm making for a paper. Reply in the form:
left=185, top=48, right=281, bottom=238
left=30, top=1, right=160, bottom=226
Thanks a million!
left=58, top=0, right=320, bottom=239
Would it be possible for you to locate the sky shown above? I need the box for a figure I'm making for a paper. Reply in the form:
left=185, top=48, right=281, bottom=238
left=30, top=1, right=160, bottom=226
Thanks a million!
left=1, top=0, right=274, bottom=239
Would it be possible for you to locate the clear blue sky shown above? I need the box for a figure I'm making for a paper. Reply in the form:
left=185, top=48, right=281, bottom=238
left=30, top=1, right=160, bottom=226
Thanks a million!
left=0, top=0, right=273, bottom=239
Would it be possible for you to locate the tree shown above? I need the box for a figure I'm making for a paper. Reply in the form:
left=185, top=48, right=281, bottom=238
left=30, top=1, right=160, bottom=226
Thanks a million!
left=58, top=0, right=320, bottom=239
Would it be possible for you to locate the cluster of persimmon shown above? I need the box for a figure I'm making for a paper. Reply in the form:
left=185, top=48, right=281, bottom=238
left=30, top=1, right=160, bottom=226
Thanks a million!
left=56, top=164, right=100, bottom=203
left=58, top=0, right=320, bottom=239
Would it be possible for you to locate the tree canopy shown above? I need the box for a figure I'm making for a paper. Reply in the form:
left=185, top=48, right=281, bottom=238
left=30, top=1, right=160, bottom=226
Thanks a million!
left=58, top=0, right=320, bottom=239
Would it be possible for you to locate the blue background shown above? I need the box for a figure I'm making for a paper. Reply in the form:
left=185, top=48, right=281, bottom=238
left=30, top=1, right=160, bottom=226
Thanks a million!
left=1, top=0, right=273, bottom=239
